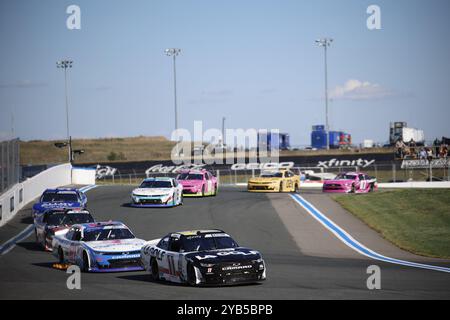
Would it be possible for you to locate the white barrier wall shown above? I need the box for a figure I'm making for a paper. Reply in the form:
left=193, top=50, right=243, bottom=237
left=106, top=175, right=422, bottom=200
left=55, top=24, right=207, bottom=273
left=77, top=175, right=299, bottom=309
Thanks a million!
left=0, top=163, right=72, bottom=227
left=72, top=167, right=96, bottom=185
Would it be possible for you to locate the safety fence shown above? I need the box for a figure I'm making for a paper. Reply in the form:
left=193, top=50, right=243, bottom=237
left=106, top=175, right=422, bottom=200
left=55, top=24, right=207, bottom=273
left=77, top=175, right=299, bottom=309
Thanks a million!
left=94, top=163, right=450, bottom=187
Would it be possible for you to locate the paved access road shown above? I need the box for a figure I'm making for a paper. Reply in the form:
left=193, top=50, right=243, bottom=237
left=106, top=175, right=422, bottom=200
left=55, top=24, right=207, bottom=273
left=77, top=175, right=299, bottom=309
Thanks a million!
left=0, top=186, right=449, bottom=299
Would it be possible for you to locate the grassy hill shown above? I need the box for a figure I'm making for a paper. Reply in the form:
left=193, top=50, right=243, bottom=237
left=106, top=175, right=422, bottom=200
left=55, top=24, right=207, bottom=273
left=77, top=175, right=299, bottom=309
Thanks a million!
left=20, top=136, right=394, bottom=165
left=20, top=136, right=176, bottom=165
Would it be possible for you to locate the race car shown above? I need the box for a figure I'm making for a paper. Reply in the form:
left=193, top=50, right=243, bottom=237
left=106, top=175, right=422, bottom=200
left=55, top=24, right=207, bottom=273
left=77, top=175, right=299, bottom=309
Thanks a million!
left=130, top=177, right=183, bottom=207
left=52, top=221, right=146, bottom=272
left=322, top=172, right=378, bottom=193
left=247, top=169, right=300, bottom=193
left=34, top=208, right=95, bottom=251
left=140, top=229, right=266, bottom=286
left=177, top=169, right=218, bottom=197
left=32, top=188, right=87, bottom=218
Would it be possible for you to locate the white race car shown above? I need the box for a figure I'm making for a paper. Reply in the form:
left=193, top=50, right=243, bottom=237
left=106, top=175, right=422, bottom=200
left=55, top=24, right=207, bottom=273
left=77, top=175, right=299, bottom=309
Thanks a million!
left=140, top=230, right=266, bottom=286
left=52, top=221, right=146, bottom=272
left=131, top=177, right=183, bottom=207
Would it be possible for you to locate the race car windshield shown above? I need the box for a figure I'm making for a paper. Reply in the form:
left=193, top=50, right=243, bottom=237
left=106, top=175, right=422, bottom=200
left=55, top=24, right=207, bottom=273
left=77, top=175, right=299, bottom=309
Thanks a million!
left=177, top=173, right=204, bottom=180
left=45, top=213, right=94, bottom=226
left=182, top=235, right=239, bottom=252
left=42, top=192, right=78, bottom=203
left=140, top=180, right=172, bottom=188
left=82, top=228, right=135, bottom=242
left=335, top=174, right=357, bottom=180
left=260, top=172, right=283, bottom=178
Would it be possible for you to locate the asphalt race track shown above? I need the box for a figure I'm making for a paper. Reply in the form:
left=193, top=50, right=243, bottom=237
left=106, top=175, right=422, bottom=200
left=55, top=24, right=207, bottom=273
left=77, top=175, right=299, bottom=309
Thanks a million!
left=1, top=186, right=450, bottom=299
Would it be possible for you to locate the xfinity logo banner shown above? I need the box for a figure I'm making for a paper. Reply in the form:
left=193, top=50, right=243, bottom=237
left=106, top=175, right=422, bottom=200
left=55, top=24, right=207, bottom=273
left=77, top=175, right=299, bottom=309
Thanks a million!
left=317, top=158, right=376, bottom=169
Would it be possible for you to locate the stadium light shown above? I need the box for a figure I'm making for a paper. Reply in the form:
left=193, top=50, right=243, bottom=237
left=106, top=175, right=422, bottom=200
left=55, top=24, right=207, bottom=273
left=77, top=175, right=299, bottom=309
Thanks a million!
left=165, top=48, right=182, bottom=133
left=56, top=59, right=74, bottom=162
left=315, top=38, right=333, bottom=150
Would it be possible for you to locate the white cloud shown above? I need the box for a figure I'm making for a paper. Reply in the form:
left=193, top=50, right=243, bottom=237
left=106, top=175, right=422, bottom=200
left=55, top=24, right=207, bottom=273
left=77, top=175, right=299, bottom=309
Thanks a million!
left=329, top=79, right=398, bottom=101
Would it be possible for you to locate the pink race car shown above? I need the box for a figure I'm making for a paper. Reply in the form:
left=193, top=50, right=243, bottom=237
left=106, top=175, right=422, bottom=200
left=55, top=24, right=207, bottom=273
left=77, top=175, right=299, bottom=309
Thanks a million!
left=322, top=172, right=377, bottom=194
left=176, top=169, right=218, bottom=197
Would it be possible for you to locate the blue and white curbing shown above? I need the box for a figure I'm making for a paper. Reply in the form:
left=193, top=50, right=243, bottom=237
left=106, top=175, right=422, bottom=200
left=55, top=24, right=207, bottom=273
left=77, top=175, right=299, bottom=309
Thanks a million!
left=290, top=193, right=450, bottom=274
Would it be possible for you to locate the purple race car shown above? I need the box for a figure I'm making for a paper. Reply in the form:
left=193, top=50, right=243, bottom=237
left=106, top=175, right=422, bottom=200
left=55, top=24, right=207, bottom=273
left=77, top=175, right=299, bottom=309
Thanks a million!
left=322, top=172, right=378, bottom=194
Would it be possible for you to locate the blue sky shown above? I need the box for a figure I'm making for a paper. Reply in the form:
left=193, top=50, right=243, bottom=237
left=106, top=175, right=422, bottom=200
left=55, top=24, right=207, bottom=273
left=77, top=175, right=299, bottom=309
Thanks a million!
left=0, top=0, right=449, bottom=146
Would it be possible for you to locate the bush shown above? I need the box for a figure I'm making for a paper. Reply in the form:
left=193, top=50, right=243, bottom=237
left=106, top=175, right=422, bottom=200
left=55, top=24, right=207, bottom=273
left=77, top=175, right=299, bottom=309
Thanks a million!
left=107, top=151, right=127, bottom=161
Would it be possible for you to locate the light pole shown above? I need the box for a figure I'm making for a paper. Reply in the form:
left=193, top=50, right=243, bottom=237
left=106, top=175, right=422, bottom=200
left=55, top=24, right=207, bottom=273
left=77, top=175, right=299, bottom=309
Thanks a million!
left=222, top=117, right=226, bottom=147
left=165, top=48, right=182, bottom=134
left=56, top=59, right=73, bottom=162
left=316, top=38, right=333, bottom=150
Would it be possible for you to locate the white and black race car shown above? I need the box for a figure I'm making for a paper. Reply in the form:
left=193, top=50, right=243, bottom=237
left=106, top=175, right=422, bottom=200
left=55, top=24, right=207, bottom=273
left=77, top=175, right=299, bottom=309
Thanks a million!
left=140, top=230, right=266, bottom=286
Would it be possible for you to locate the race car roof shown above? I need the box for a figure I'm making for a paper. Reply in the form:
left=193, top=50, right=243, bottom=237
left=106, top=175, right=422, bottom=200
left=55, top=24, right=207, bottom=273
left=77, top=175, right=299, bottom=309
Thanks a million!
left=174, top=229, right=225, bottom=236
left=43, top=188, right=78, bottom=194
left=77, top=221, right=126, bottom=230
left=178, top=169, right=206, bottom=174
left=143, top=177, right=174, bottom=182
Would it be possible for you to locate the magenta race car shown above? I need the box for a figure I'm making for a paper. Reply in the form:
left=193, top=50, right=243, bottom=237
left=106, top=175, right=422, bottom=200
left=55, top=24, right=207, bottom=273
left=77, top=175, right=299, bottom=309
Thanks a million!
left=322, top=172, right=378, bottom=194
left=177, top=169, right=218, bottom=197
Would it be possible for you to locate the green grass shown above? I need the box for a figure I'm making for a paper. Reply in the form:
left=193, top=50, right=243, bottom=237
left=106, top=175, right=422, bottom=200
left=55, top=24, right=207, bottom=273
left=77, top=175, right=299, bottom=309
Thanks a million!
left=333, top=189, right=450, bottom=259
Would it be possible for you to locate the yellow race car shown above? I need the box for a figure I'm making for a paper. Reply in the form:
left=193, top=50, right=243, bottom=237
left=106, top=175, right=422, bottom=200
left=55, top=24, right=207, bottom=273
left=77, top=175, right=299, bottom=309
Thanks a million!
left=247, top=169, right=300, bottom=193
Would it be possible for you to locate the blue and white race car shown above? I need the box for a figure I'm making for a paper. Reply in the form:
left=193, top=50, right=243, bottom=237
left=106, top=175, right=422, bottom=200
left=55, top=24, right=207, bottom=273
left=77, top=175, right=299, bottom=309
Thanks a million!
left=32, top=188, right=87, bottom=218
left=34, top=208, right=95, bottom=251
left=52, top=221, right=146, bottom=272
left=130, top=177, right=183, bottom=208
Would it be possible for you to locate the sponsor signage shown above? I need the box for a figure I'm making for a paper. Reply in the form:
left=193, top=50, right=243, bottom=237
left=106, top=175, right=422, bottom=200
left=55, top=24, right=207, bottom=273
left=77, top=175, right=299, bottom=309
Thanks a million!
left=401, top=159, right=450, bottom=169
left=316, top=158, right=376, bottom=169
left=230, top=162, right=294, bottom=171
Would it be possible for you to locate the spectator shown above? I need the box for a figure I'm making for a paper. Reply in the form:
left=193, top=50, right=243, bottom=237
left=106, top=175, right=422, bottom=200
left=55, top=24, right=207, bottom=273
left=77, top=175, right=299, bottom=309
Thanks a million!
left=433, top=138, right=441, bottom=157
left=395, top=139, right=406, bottom=159
left=409, top=139, right=417, bottom=158
left=440, top=144, right=449, bottom=158
left=426, top=148, right=434, bottom=162
left=419, top=148, right=427, bottom=160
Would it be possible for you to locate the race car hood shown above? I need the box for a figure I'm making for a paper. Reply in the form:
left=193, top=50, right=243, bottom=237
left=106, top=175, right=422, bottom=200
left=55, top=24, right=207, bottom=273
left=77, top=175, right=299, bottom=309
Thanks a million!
left=248, top=177, right=280, bottom=184
left=132, top=188, right=173, bottom=196
left=323, top=179, right=354, bottom=185
left=84, top=238, right=146, bottom=253
left=33, top=202, right=83, bottom=212
left=186, top=247, right=261, bottom=263
left=179, top=180, right=204, bottom=188
left=46, top=225, right=70, bottom=235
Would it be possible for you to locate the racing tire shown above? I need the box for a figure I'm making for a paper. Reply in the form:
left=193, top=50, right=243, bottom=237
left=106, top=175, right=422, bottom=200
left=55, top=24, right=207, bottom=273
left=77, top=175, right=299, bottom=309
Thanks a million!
left=212, top=185, right=217, bottom=197
left=186, top=263, right=197, bottom=286
left=369, top=184, right=374, bottom=193
left=351, top=184, right=356, bottom=194
left=150, top=258, right=159, bottom=281
left=202, top=185, right=205, bottom=197
left=279, top=182, right=283, bottom=193
left=57, top=247, right=64, bottom=264
left=294, top=183, right=299, bottom=193
left=81, top=251, right=90, bottom=273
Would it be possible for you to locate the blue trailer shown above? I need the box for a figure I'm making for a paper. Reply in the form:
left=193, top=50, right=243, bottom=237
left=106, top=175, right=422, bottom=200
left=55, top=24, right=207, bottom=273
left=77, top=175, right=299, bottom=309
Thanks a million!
left=311, top=125, right=351, bottom=149
left=258, top=131, right=291, bottom=151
